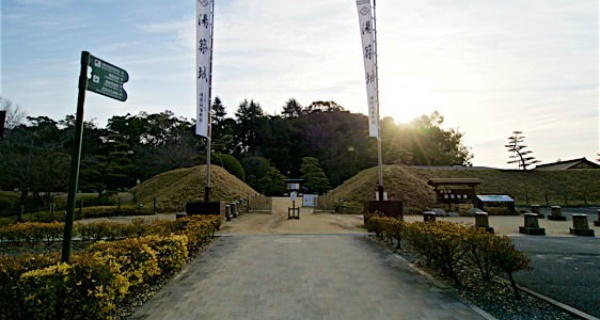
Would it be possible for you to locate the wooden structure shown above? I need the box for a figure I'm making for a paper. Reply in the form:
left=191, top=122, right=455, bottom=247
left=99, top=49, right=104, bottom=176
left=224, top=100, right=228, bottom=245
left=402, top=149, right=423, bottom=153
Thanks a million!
left=284, top=178, right=303, bottom=193
left=427, top=178, right=482, bottom=210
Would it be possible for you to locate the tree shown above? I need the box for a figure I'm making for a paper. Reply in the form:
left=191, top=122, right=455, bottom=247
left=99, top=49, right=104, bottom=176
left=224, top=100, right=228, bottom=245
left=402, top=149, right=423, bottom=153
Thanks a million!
left=241, top=157, right=272, bottom=190
left=257, top=166, right=286, bottom=196
left=211, top=97, right=237, bottom=154
left=281, top=98, right=303, bottom=118
left=0, top=96, right=26, bottom=130
left=0, top=116, right=70, bottom=208
left=299, top=157, right=331, bottom=194
left=505, top=131, right=540, bottom=170
left=402, top=111, right=473, bottom=166
left=213, top=153, right=245, bottom=181
left=234, top=99, right=267, bottom=156
left=304, top=100, right=344, bottom=113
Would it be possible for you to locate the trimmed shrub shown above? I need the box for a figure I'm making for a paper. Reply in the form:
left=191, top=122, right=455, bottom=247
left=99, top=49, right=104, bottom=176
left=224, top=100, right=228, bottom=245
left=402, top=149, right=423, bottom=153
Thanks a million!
left=0, top=253, right=60, bottom=320
left=370, top=218, right=530, bottom=291
left=19, top=253, right=128, bottom=320
left=0, top=215, right=220, bottom=319
left=144, top=235, right=189, bottom=276
left=88, top=238, right=160, bottom=287
left=0, top=222, right=64, bottom=245
left=213, top=153, right=246, bottom=181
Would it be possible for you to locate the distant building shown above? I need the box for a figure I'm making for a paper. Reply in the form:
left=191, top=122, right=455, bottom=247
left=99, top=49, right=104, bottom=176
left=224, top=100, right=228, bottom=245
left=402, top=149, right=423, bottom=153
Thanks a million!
left=535, top=157, right=600, bottom=171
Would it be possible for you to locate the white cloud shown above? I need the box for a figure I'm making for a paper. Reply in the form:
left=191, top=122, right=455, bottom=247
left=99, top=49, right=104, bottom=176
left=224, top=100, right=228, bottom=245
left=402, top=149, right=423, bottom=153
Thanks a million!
left=1, top=0, right=597, bottom=168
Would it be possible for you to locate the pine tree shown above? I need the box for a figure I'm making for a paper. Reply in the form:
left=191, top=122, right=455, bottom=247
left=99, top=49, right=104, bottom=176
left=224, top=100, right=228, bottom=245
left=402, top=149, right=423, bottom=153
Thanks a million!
left=299, top=157, right=331, bottom=194
left=505, top=131, right=540, bottom=170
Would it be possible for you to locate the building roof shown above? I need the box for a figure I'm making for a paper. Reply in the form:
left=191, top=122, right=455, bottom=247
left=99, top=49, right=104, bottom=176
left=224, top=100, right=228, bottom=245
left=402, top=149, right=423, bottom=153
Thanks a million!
left=476, top=195, right=514, bottom=203
left=535, top=158, right=600, bottom=171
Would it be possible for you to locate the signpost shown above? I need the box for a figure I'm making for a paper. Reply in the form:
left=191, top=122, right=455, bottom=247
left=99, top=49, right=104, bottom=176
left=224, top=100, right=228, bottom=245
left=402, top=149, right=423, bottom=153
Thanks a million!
left=86, top=55, right=129, bottom=101
left=61, top=51, right=128, bottom=263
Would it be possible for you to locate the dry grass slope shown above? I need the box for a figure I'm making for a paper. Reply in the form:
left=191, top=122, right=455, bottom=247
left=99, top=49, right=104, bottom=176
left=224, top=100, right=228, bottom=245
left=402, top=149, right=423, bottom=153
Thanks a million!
left=130, top=165, right=259, bottom=213
left=329, top=165, right=600, bottom=212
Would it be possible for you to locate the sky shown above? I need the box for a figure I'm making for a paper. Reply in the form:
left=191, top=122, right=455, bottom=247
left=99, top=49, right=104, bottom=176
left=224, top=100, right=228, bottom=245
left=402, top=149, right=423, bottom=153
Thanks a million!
left=1, top=0, right=598, bottom=169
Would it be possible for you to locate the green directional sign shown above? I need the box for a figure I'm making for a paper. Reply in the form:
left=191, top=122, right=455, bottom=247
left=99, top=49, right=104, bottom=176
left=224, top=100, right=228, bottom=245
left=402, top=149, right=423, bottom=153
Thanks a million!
left=86, top=55, right=129, bottom=101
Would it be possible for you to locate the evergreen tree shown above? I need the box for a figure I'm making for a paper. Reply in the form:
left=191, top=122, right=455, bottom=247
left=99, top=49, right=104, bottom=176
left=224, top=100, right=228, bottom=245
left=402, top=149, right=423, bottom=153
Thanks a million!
left=257, top=166, right=286, bottom=196
left=281, top=98, right=303, bottom=118
left=505, top=131, right=540, bottom=170
left=234, top=99, right=267, bottom=156
left=299, top=157, right=331, bottom=194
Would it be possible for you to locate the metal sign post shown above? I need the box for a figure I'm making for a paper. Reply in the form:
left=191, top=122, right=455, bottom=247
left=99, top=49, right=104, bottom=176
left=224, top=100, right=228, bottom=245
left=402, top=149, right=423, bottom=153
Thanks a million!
left=61, top=51, right=128, bottom=263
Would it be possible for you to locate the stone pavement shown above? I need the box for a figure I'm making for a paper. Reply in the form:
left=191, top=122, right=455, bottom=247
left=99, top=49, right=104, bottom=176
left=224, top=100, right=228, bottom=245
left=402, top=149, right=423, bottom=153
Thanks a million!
left=130, top=234, right=489, bottom=320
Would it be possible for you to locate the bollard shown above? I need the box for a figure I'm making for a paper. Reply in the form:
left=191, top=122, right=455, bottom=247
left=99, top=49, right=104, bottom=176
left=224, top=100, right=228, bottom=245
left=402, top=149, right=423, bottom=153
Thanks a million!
left=569, top=214, right=595, bottom=236
left=175, top=212, right=187, bottom=220
left=423, top=211, right=436, bottom=222
left=474, top=211, right=494, bottom=233
left=230, top=203, right=238, bottom=218
left=225, top=205, right=232, bottom=221
left=548, top=205, right=567, bottom=221
left=519, top=213, right=546, bottom=235
left=288, top=207, right=300, bottom=220
left=530, top=204, right=545, bottom=218
left=594, top=209, right=600, bottom=227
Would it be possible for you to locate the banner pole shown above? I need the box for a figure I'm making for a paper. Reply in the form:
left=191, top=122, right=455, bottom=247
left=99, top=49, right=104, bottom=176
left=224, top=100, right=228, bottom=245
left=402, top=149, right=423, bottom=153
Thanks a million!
left=202, top=0, right=215, bottom=202
left=372, top=0, right=384, bottom=201
left=62, top=51, right=90, bottom=263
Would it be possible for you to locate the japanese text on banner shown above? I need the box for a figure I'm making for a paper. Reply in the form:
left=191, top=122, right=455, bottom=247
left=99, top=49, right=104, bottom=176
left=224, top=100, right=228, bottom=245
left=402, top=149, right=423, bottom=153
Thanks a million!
left=356, top=0, right=379, bottom=138
left=196, top=0, right=213, bottom=137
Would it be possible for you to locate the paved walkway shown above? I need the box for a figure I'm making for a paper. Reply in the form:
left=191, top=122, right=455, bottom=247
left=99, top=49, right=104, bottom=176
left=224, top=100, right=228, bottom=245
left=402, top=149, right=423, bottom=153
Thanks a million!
left=130, top=234, right=487, bottom=320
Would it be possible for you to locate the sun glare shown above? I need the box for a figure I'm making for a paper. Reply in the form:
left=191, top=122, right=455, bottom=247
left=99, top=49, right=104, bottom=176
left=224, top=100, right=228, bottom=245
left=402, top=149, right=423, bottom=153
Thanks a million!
left=379, top=78, right=448, bottom=124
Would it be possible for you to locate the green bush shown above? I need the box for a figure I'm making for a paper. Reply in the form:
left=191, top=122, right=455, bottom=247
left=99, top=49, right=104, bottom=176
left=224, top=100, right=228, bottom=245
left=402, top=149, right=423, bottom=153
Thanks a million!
left=369, top=218, right=530, bottom=292
left=81, top=205, right=154, bottom=219
left=0, top=215, right=220, bottom=319
left=0, top=215, right=221, bottom=247
left=88, top=238, right=160, bottom=287
left=0, top=253, right=60, bottom=320
left=19, top=253, right=128, bottom=320
left=213, top=154, right=246, bottom=181
left=0, top=222, right=64, bottom=245
left=143, top=235, right=189, bottom=276
left=76, top=221, right=133, bottom=241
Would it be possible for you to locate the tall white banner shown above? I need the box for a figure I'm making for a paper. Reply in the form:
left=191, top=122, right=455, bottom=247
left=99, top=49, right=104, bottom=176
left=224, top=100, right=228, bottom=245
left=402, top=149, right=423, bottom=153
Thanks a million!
left=196, top=0, right=213, bottom=138
left=356, top=0, right=379, bottom=138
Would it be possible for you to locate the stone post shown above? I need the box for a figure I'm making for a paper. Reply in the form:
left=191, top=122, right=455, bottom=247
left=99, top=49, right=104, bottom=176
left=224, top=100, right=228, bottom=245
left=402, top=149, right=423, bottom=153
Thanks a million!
left=569, top=214, right=595, bottom=236
left=225, top=205, right=232, bottom=221
left=530, top=204, right=544, bottom=218
left=423, top=211, right=436, bottom=222
left=548, top=205, right=567, bottom=221
left=230, top=203, right=238, bottom=218
left=474, top=211, right=494, bottom=233
left=594, top=209, right=600, bottom=227
left=519, top=213, right=545, bottom=235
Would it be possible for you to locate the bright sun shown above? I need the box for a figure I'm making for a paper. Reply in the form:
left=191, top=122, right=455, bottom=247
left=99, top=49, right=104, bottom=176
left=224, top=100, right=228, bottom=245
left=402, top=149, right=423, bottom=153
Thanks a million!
left=379, top=77, right=449, bottom=124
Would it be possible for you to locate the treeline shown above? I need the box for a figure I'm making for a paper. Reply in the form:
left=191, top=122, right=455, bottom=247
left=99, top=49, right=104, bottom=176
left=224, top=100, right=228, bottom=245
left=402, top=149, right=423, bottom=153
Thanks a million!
left=0, top=97, right=472, bottom=208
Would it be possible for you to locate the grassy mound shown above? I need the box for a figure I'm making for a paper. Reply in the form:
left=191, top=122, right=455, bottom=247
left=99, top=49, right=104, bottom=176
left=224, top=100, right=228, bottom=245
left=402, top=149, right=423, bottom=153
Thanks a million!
left=329, top=165, right=600, bottom=212
left=130, top=165, right=258, bottom=213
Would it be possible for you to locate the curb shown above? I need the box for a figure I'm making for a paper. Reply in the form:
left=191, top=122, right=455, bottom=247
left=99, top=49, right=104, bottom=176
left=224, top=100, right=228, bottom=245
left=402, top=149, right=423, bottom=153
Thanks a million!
left=391, top=252, right=497, bottom=320
left=510, top=281, right=600, bottom=320
left=368, top=235, right=599, bottom=320
left=366, top=236, right=497, bottom=320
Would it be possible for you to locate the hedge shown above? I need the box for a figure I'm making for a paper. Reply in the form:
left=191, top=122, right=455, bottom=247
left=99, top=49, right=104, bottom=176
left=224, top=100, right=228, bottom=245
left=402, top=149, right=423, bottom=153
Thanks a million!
left=0, top=215, right=221, bottom=247
left=0, top=215, right=220, bottom=320
left=366, top=217, right=530, bottom=297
